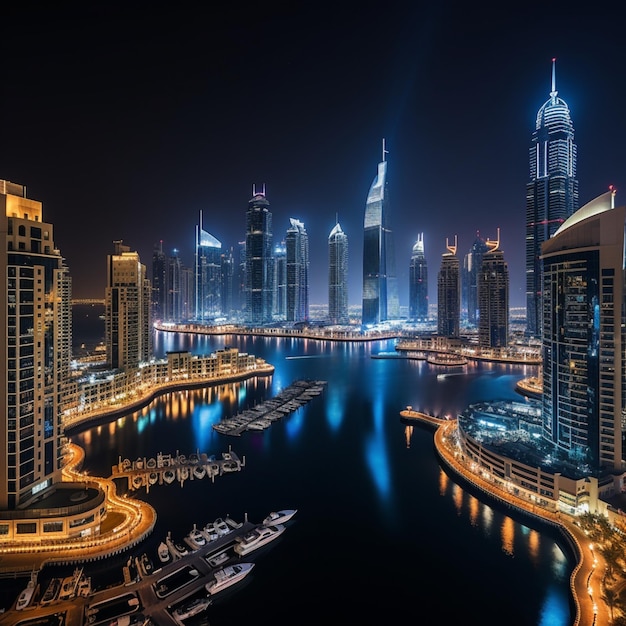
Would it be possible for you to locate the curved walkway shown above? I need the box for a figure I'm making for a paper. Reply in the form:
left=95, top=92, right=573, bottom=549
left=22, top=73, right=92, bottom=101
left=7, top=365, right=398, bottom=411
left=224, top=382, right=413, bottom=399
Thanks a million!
left=401, top=409, right=608, bottom=626
left=0, top=444, right=156, bottom=575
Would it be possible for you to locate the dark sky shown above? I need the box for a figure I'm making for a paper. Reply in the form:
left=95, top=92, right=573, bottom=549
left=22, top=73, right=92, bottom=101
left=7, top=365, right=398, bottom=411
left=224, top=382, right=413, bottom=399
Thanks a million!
left=2, top=3, right=625, bottom=308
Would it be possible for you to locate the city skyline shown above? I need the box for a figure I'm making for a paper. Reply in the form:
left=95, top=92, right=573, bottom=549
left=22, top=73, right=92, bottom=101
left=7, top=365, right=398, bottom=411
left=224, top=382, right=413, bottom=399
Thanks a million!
left=2, top=4, right=625, bottom=308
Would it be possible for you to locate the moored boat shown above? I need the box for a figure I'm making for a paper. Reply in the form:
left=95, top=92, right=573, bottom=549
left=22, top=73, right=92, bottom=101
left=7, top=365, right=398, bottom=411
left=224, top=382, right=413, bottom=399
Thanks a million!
left=186, top=525, right=206, bottom=548
left=172, top=595, right=212, bottom=620
left=15, top=571, right=37, bottom=610
left=234, top=523, right=285, bottom=556
left=205, top=562, right=254, bottom=596
left=262, top=508, right=297, bottom=526
left=158, top=541, right=171, bottom=563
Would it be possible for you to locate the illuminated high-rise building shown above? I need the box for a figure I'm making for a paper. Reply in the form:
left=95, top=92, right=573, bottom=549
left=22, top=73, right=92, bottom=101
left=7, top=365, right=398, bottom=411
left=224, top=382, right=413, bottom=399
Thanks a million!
left=478, top=229, right=509, bottom=349
left=526, top=58, right=578, bottom=337
left=245, top=186, right=273, bottom=325
left=285, top=218, right=309, bottom=323
left=541, top=189, right=624, bottom=473
left=409, top=233, right=428, bottom=321
left=362, top=139, right=399, bottom=325
left=105, top=240, right=152, bottom=369
left=273, top=241, right=287, bottom=321
left=463, top=233, right=488, bottom=328
left=195, top=210, right=222, bottom=321
left=328, top=220, right=348, bottom=325
left=151, top=240, right=167, bottom=322
left=437, top=236, right=460, bottom=338
left=166, top=248, right=182, bottom=323
left=0, top=180, right=72, bottom=511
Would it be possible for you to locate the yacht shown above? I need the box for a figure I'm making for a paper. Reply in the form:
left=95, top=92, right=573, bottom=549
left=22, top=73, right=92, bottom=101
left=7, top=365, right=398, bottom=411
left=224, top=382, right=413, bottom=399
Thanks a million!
left=15, top=572, right=37, bottom=610
left=172, top=596, right=212, bottom=620
left=157, top=541, right=171, bottom=564
left=262, top=509, right=297, bottom=526
left=233, top=524, right=285, bottom=556
left=205, top=562, right=254, bottom=596
left=186, top=525, right=206, bottom=549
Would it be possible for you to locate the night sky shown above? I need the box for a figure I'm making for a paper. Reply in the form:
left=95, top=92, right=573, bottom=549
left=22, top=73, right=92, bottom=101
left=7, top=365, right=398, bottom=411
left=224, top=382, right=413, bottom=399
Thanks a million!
left=2, top=3, right=625, bottom=309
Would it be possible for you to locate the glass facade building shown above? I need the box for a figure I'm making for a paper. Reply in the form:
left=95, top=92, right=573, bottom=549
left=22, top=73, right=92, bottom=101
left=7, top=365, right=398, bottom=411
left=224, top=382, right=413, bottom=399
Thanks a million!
left=526, top=59, right=578, bottom=337
left=195, top=210, right=222, bottom=321
left=245, top=188, right=273, bottom=325
left=285, top=218, right=309, bottom=323
left=362, top=142, right=399, bottom=325
left=437, top=237, right=460, bottom=338
left=541, top=189, right=624, bottom=473
left=328, top=221, right=349, bottom=325
left=409, top=233, right=428, bottom=321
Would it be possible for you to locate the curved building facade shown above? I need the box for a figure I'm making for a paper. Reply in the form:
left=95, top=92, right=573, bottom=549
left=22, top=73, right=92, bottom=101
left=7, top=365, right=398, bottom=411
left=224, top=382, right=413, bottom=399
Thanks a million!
left=526, top=59, right=579, bottom=337
left=541, top=189, right=624, bottom=473
left=328, top=221, right=349, bottom=325
left=362, top=142, right=399, bottom=325
left=409, top=233, right=428, bottom=321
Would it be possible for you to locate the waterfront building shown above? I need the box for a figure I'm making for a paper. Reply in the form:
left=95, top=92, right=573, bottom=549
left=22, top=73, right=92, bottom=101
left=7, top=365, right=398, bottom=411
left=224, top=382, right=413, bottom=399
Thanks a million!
left=285, top=218, right=309, bottom=323
left=362, top=139, right=399, bottom=325
left=463, top=233, right=488, bottom=328
left=437, top=236, right=460, bottom=338
left=151, top=240, right=167, bottom=322
left=328, top=220, right=349, bottom=325
left=195, top=210, right=222, bottom=321
left=273, top=241, right=287, bottom=321
left=181, top=264, right=194, bottom=322
left=105, top=240, right=152, bottom=369
left=541, top=188, right=624, bottom=474
left=0, top=179, right=109, bottom=540
left=245, top=186, right=273, bottom=325
left=526, top=58, right=578, bottom=337
left=478, top=229, right=509, bottom=350
left=409, top=233, right=428, bottom=321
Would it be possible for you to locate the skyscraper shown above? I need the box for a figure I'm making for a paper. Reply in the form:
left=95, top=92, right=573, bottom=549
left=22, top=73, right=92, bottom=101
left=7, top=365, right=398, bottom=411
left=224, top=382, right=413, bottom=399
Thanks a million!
left=541, top=188, right=623, bottom=473
left=105, top=240, right=152, bottom=369
left=437, top=236, right=460, bottom=338
left=463, top=233, right=489, bottom=328
left=151, top=240, right=167, bottom=322
left=0, top=180, right=72, bottom=510
left=409, top=233, right=428, bottom=321
left=245, top=186, right=273, bottom=325
left=328, top=220, right=349, bottom=325
left=166, top=248, right=182, bottom=323
left=478, top=230, right=509, bottom=350
left=526, top=58, right=578, bottom=337
left=273, top=241, right=287, bottom=321
left=285, top=218, right=309, bottom=323
left=195, top=210, right=222, bottom=321
left=362, top=139, right=399, bottom=325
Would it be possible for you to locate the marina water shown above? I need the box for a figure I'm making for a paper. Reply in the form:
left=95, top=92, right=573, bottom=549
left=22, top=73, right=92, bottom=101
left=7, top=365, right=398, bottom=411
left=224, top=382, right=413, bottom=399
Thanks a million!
left=2, top=306, right=574, bottom=625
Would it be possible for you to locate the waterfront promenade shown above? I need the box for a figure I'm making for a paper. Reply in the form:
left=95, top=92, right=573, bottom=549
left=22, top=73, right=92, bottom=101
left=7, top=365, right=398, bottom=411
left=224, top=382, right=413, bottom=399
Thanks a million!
left=401, top=408, right=609, bottom=626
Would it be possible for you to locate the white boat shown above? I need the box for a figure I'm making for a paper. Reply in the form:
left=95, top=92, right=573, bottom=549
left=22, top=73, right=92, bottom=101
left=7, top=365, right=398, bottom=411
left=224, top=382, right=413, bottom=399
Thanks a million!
left=166, top=535, right=189, bottom=558
left=158, top=541, right=171, bottom=563
left=214, top=517, right=231, bottom=536
left=205, top=562, right=254, bottom=596
left=15, top=571, right=37, bottom=610
left=186, top=526, right=206, bottom=548
left=262, top=509, right=297, bottom=526
left=233, top=524, right=285, bottom=556
left=207, top=551, right=230, bottom=568
left=58, top=566, right=83, bottom=601
left=172, top=595, right=212, bottom=620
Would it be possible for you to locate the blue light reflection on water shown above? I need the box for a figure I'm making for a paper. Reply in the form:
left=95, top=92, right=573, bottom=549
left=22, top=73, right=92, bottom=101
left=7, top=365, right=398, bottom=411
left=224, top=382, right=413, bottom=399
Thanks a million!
left=60, top=319, right=572, bottom=626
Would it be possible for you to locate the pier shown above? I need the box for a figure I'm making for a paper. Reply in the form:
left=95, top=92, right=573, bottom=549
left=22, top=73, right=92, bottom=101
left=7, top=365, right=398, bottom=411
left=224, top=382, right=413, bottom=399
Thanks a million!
left=212, top=379, right=326, bottom=436
left=112, top=447, right=245, bottom=492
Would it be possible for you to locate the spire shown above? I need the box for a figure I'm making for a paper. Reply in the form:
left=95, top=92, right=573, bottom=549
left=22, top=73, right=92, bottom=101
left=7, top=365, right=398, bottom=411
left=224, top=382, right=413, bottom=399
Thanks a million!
left=382, top=138, right=388, bottom=162
left=445, top=235, right=457, bottom=255
left=550, top=57, right=557, bottom=100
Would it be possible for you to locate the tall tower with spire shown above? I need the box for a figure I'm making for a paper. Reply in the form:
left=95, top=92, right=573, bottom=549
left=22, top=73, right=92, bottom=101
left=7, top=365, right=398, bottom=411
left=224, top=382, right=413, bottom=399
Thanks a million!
left=525, top=58, right=578, bottom=337
left=362, top=139, right=399, bottom=325
left=328, top=218, right=349, bottom=325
